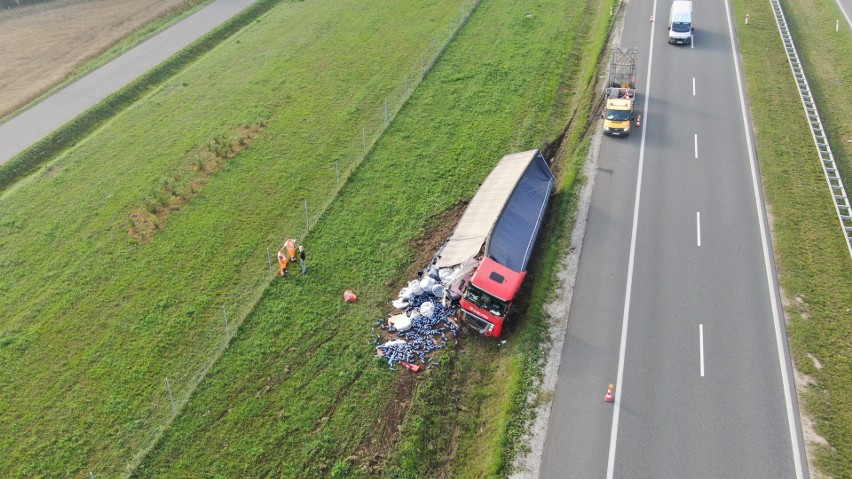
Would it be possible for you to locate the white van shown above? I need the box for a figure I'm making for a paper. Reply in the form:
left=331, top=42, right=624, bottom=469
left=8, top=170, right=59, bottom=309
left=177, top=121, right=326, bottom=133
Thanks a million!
left=668, top=0, right=693, bottom=45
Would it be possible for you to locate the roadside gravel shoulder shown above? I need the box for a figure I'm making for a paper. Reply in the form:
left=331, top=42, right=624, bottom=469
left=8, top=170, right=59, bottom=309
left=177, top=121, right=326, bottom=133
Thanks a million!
left=510, top=7, right=625, bottom=475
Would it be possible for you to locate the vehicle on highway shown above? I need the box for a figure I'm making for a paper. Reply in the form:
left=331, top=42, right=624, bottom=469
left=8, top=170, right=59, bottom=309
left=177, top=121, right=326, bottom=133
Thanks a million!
left=668, top=0, right=694, bottom=45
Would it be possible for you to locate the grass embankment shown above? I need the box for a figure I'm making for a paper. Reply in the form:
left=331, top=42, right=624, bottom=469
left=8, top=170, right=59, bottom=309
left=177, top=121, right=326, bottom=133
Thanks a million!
left=132, top=0, right=612, bottom=477
left=731, top=0, right=852, bottom=475
left=0, top=0, right=468, bottom=476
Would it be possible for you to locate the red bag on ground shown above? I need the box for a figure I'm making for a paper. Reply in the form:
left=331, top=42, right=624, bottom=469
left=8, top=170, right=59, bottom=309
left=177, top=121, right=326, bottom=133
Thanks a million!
left=343, top=290, right=358, bottom=302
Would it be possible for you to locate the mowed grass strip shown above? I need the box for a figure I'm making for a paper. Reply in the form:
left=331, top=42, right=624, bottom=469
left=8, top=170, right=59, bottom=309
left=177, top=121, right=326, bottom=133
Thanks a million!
left=731, top=0, right=852, bottom=476
left=0, top=0, right=467, bottom=476
left=132, top=0, right=605, bottom=476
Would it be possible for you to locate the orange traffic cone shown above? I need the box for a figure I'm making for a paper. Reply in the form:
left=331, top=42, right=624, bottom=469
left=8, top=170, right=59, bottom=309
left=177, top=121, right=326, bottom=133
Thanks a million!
left=635, top=115, right=642, bottom=128
left=604, top=384, right=614, bottom=402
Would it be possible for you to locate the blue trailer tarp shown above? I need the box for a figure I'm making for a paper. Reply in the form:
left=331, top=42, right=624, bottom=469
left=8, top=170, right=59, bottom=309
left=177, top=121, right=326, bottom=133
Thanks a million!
left=486, top=151, right=554, bottom=272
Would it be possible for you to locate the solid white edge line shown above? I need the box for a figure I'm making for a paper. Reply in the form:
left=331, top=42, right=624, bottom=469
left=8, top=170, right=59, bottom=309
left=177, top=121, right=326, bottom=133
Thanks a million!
left=723, top=0, right=805, bottom=477
left=693, top=77, right=696, bottom=96
left=834, top=0, right=852, bottom=30
left=700, top=324, right=705, bottom=377
left=697, top=211, right=701, bottom=246
left=605, top=0, right=658, bottom=476
left=694, top=134, right=698, bottom=159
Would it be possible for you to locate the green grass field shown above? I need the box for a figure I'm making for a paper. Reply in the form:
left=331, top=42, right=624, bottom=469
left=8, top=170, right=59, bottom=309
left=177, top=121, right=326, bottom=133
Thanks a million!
left=0, top=0, right=615, bottom=476
left=130, top=0, right=612, bottom=476
left=0, top=0, right=475, bottom=476
left=731, top=0, right=852, bottom=475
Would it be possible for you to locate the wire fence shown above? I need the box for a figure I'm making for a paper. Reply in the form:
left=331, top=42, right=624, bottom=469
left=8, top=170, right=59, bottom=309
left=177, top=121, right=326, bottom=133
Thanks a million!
left=113, top=1, right=484, bottom=476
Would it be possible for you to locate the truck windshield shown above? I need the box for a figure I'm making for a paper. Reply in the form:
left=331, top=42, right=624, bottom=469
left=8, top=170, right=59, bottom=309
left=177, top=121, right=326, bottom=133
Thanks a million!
left=464, top=284, right=508, bottom=317
left=672, top=22, right=691, bottom=32
left=606, top=109, right=631, bottom=121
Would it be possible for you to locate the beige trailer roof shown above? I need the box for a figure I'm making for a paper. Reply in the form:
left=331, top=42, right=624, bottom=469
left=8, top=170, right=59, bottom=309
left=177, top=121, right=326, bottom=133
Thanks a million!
left=436, top=149, right=539, bottom=268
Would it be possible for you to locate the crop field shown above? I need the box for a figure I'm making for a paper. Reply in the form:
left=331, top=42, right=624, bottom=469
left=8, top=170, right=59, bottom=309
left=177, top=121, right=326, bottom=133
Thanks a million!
left=731, top=0, right=852, bottom=476
left=0, top=0, right=205, bottom=120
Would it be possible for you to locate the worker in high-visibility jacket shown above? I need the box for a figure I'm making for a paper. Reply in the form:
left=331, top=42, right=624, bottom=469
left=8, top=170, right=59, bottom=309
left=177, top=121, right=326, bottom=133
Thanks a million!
left=285, top=238, right=298, bottom=262
left=278, top=247, right=289, bottom=277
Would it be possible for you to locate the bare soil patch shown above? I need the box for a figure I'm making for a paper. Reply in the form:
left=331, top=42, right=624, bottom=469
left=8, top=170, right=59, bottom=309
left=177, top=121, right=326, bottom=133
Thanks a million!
left=128, top=122, right=266, bottom=243
left=0, top=0, right=203, bottom=120
left=402, top=200, right=468, bottom=282
left=353, top=201, right=468, bottom=473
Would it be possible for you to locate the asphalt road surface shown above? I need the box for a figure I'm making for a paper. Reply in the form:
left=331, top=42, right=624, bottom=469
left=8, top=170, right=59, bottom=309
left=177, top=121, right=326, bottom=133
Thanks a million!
left=0, top=0, right=258, bottom=166
left=835, top=0, right=852, bottom=30
left=539, top=0, right=809, bottom=477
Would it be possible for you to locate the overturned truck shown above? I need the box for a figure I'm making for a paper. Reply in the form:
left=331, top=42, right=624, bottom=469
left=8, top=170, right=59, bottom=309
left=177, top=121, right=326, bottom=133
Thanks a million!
left=438, top=149, right=554, bottom=338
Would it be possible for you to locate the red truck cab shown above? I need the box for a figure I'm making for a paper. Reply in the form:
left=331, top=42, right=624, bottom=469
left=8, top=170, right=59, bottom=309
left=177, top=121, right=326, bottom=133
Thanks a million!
left=459, top=258, right=526, bottom=337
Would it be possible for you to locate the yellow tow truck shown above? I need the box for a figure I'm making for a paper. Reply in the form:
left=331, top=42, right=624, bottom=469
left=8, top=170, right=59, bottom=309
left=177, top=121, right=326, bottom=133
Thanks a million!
left=603, top=47, right=638, bottom=137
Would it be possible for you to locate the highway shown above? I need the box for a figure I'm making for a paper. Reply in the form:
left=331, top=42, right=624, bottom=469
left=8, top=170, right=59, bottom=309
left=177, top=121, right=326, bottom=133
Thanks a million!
left=539, top=0, right=809, bottom=477
left=0, top=0, right=258, bottom=166
left=834, top=0, right=852, bottom=30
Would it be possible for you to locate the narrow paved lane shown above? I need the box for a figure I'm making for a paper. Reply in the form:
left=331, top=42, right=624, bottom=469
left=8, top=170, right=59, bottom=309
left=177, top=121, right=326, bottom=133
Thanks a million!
left=0, top=0, right=258, bottom=165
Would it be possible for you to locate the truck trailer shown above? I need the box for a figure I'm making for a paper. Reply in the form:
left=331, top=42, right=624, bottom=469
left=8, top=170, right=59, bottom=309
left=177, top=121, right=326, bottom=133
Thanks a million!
left=437, top=149, right=554, bottom=338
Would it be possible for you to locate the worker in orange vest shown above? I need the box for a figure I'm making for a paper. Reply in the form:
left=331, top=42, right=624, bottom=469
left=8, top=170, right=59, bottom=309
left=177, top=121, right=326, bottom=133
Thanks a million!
left=285, top=238, right=298, bottom=262
left=277, top=247, right=289, bottom=277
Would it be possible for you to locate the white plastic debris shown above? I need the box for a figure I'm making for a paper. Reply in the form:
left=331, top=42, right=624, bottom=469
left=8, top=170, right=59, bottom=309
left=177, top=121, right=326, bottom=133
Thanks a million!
left=419, top=276, right=436, bottom=292
left=375, top=338, right=407, bottom=356
left=398, top=287, right=414, bottom=301
left=408, top=279, right=424, bottom=296
left=428, top=265, right=440, bottom=279
left=438, top=268, right=454, bottom=280
left=388, top=313, right=412, bottom=332
left=419, top=301, right=435, bottom=318
left=392, top=297, right=410, bottom=310
left=431, top=284, right=445, bottom=298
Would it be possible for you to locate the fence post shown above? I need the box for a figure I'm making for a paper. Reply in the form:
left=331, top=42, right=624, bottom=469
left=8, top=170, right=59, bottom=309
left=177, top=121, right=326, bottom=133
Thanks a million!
left=223, top=304, right=230, bottom=341
left=165, top=378, right=177, bottom=416
left=384, top=99, right=389, bottom=126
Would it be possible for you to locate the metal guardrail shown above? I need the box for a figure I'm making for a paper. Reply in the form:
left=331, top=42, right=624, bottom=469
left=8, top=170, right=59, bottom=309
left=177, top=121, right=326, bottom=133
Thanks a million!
left=768, top=0, right=852, bottom=258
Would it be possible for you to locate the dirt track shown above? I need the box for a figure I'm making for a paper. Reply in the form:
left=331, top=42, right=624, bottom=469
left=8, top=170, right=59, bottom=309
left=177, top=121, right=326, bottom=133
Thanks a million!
left=0, top=0, right=201, bottom=119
